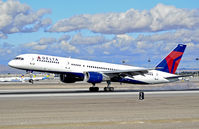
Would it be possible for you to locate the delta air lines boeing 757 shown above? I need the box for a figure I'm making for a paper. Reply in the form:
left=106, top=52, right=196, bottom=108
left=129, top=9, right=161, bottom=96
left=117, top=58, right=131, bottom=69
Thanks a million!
left=8, top=44, right=186, bottom=92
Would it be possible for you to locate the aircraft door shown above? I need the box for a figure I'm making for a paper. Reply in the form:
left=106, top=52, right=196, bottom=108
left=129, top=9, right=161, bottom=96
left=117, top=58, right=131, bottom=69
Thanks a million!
left=30, top=57, right=35, bottom=66
left=155, top=72, right=159, bottom=80
left=65, top=60, right=70, bottom=70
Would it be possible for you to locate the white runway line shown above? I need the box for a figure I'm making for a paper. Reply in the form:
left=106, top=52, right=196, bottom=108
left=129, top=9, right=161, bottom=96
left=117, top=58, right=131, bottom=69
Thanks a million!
left=1, top=90, right=199, bottom=98
left=0, top=88, right=87, bottom=93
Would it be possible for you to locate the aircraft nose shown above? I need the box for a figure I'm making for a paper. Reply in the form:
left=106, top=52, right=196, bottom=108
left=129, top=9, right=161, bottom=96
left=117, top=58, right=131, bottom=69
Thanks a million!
left=8, top=60, right=15, bottom=67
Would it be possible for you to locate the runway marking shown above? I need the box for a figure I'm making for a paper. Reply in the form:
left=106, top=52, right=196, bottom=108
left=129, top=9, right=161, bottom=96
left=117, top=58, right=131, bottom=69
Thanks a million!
left=0, top=118, right=199, bottom=128
left=1, top=90, right=199, bottom=98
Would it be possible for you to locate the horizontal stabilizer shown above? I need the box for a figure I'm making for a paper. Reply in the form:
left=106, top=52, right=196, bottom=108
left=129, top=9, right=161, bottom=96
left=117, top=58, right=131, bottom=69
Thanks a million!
left=165, top=74, right=192, bottom=80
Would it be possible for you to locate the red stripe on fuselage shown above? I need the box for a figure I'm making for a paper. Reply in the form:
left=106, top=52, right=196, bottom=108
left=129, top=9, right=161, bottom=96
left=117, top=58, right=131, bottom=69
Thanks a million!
left=165, top=51, right=183, bottom=73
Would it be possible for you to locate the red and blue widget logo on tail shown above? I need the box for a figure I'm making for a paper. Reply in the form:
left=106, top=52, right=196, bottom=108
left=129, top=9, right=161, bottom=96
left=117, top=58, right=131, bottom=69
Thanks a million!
left=156, top=44, right=186, bottom=74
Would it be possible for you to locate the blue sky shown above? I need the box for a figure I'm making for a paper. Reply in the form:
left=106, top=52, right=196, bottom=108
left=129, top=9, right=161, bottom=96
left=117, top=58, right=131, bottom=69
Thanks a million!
left=0, top=0, right=199, bottom=69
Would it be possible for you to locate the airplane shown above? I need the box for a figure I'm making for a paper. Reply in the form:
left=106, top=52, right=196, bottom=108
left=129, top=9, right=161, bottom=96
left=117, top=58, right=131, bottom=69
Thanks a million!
left=0, top=74, right=50, bottom=83
left=8, top=44, right=186, bottom=92
left=0, top=76, right=24, bottom=82
left=27, top=74, right=51, bottom=84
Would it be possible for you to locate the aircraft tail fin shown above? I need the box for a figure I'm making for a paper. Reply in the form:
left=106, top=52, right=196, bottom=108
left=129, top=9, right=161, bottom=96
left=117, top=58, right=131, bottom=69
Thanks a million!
left=156, top=44, right=186, bottom=74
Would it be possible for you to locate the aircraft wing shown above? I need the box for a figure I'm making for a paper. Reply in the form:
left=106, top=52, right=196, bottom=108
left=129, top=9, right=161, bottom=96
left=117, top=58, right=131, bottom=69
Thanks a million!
left=101, top=68, right=153, bottom=78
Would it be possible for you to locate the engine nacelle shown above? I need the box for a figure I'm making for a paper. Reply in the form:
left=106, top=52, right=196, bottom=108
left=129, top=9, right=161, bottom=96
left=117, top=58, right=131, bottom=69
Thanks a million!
left=60, top=73, right=84, bottom=83
left=84, top=72, right=109, bottom=83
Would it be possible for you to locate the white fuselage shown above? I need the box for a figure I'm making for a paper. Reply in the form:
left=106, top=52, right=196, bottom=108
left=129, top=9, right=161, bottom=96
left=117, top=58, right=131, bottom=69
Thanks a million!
left=8, top=54, right=178, bottom=84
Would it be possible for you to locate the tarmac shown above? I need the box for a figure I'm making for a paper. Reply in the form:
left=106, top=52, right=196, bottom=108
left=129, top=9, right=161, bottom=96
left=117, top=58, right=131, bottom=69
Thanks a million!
left=0, top=79, right=199, bottom=129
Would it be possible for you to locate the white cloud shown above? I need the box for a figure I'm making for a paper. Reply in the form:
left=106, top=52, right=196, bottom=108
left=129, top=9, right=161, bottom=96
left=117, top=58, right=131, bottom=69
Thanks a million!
left=22, top=36, right=79, bottom=53
left=24, top=41, right=37, bottom=47
left=0, top=32, right=7, bottom=39
left=103, top=51, right=110, bottom=55
left=48, top=4, right=199, bottom=34
left=116, top=34, right=134, bottom=41
left=32, top=45, right=48, bottom=50
left=70, top=33, right=107, bottom=45
left=0, top=48, right=11, bottom=55
left=60, top=40, right=79, bottom=53
left=0, top=0, right=51, bottom=38
left=39, top=37, right=56, bottom=45
left=58, top=34, right=71, bottom=42
left=0, top=42, right=15, bottom=56
left=23, top=37, right=56, bottom=50
left=135, top=29, right=199, bottom=48
left=81, top=27, right=199, bottom=64
left=100, top=34, right=134, bottom=50
left=24, top=42, right=47, bottom=50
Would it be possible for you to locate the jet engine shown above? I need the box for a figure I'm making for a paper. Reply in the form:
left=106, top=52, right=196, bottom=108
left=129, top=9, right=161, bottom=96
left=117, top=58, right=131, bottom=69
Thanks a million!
left=60, top=73, right=84, bottom=83
left=84, top=72, right=109, bottom=83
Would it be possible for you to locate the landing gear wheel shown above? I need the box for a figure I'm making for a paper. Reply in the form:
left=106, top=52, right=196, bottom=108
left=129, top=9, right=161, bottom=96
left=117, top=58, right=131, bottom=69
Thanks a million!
left=29, top=79, right=33, bottom=84
left=89, top=87, right=99, bottom=92
left=110, top=87, right=114, bottom=91
left=104, top=87, right=108, bottom=92
left=104, top=87, right=114, bottom=92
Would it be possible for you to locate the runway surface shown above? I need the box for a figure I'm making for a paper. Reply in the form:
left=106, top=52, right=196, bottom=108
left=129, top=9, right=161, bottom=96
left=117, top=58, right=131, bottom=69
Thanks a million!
left=0, top=81, right=199, bottom=129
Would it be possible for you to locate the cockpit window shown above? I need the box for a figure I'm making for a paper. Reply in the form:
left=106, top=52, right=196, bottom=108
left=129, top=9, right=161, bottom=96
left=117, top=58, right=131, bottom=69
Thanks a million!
left=14, top=57, right=24, bottom=60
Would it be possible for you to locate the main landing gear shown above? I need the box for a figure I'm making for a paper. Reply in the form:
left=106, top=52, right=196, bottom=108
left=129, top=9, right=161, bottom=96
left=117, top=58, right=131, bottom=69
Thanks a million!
left=104, top=87, right=114, bottom=92
left=89, top=83, right=99, bottom=92
left=89, top=81, right=114, bottom=92
left=104, top=81, right=114, bottom=92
